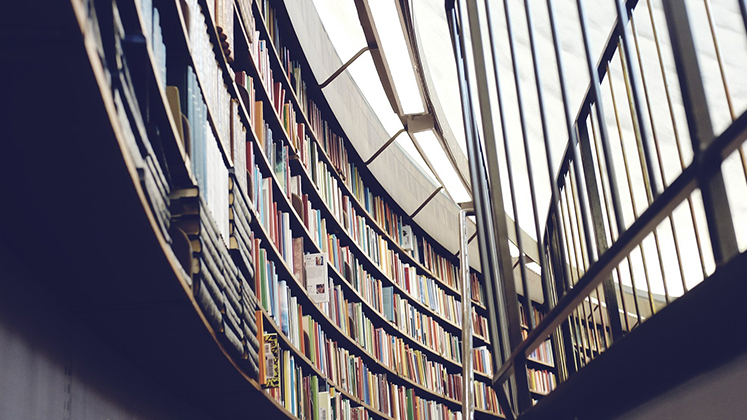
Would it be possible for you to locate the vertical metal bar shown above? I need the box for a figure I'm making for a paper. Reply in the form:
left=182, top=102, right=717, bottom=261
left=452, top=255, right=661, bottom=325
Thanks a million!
left=446, top=2, right=520, bottom=418
left=662, top=0, right=739, bottom=266
left=460, top=207, right=475, bottom=420
left=521, top=0, right=601, bottom=376
left=607, top=62, right=658, bottom=316
left=577, top=117, right=626, bottom=340
left=618, top=37, right=671, bottom=305
left=630, top=11, right=680, bottom=304
left=644, top=0, right=708, bottom=282
left=741, top=0, right=747, bottom=37
left=613, top=0, right=661, bottom=199
left=569, top=167, right=604, bottom=356
left=460, top=0, right=533, bottom=412
left=589, top=107, right=643, bottom=329
left=546, top=213, right=578, bottom=379
left=562, top=180, right=595, bottom=363
left=577, top=0, right=628, bottom=240
left=488, top=0, right=546, bottom=337
left=703, top=0, right=747, bottom=179
left=466, top=0, right=533, bottom=335
left=544, top=0, right=599, bottom=268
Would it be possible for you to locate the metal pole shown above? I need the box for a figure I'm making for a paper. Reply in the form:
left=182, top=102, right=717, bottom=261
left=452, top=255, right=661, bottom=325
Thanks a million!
left=461, top=205, right=475, bottom=420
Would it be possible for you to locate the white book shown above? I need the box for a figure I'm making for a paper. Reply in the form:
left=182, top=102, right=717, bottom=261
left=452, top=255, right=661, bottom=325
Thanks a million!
left=304, top=253, right=329, bottom=303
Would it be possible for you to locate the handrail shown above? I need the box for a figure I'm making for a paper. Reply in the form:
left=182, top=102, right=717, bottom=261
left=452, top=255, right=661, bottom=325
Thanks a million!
left=448, top=0, right=747, bottom=417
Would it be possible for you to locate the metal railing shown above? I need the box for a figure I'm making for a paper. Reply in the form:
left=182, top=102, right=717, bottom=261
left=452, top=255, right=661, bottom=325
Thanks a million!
left=447, top=0, right=747, bottom=418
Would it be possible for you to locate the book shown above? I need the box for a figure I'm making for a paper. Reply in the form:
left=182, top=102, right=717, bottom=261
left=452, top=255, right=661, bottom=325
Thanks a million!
left=401, top=225, right=413, bottom=250
left=262, top=332, right=279, bottom=389
left=304, top=253, right=329, bottom=303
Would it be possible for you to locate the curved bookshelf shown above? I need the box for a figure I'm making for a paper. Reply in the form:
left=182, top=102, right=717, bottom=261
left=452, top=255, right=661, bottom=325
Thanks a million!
left=248, top=1, right=489, bottom=313
left=25, top=0, right=504, bottom=419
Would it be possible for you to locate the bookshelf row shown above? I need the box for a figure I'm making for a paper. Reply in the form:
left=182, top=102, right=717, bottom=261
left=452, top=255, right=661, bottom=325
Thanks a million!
left=518, top=300, right=557, bottom=403
left=238, top=19, right=491, bottom=333
left=247, top=0, right=487, bottom=310
left=82, top=0, right=504, bottom=418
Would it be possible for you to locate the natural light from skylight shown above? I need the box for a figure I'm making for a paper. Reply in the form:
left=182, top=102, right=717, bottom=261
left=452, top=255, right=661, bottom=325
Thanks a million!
left=367, top=0, right=426, bottom=115
left=413, top=130, right=471, bottom=203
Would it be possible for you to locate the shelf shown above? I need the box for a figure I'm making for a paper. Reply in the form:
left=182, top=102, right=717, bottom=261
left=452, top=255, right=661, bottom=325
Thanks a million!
left=0, top=6, right=292, bottom=419
left=233, top=12, right=489, bottom=356
left=244, top=162, right=490, bottom=396
left=247, top=0, right=484, bottom=309
left=11, top=1, right=500, bottom=419
left=244, top=121, right=491, bottom=377
left=126, top=0, right=196, bottom=187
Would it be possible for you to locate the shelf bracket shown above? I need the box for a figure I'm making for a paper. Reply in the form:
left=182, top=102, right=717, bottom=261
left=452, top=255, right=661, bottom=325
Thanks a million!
left=319, top=46, right=372, bottom=89
left=409, top=186, right=443, bottom=219
left=363, top=128, right=406, bottom=165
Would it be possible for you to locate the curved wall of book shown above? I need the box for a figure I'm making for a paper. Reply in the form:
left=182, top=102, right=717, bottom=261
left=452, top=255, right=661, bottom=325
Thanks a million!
left=5, top=0, right=505, bottom=419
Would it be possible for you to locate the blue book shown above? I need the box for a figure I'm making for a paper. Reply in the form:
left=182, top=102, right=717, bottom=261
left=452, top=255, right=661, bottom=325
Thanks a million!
left=382, top=287, right=394, bottom=322
left=279, top=280, right=289, bottom=335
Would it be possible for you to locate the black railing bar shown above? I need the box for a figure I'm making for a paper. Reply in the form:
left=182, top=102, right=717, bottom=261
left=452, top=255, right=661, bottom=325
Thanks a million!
left=546, top=0, right=600, bottom=271
left=495, top=0, right=551, bottom=333
left=703, top=0, right=736, bottom=123
left=562, top=176, right=595, bottom=366
left=548, top=0, right=641, bottom=190
left=569, top=167, right=590, bottom=271
left=523, top=0, right=587, bottom=339
left=524, top=0, right=595, bottom=346
left=629, top=10, right=680, bottom=303
left=642, top=0, right=708, bottom=282
left=588, top=108, right=639, bottom=329
left=702, top=0, right=747, bottom=180
left=613, top=0, right=661, bottom=200
left=476, top=0, right=534, bottom=332
left=618, top=39, right=655, bottom=206
left=577, top=114, right=627, bottom=338
left=569, top=166, right=605, bottom=354
left=607, top=61, right=658, bottom=317
left=493, top=165, right=697, bottom=388
left=663, top=0, right=739, bottom=266
left=741, top=0, right=747, bottom=41
left=591, top=91, right=641, bottom=317
left=578, top=0, right=628, bottom=240
left=446, top=2, right=521, bottom=415
left=558, top=181, right=589, bottom=368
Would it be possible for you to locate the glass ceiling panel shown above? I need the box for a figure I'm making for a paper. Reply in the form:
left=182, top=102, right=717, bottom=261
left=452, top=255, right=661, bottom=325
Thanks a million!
left=413, top=130, right=471, bottom=203
left=368, top=0, right=426, bottom=115
left=412, top=0, right=468, bottom=155
left=312, top=0, right=403, bottom=137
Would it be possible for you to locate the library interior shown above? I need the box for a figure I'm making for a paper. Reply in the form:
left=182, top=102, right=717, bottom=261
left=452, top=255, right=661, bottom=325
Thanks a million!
left=1, top=0, right=746, bottom=420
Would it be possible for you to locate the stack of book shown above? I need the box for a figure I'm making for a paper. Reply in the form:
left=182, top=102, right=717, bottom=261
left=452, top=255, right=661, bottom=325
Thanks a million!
left=99, top=1, right=174, bottom=243
left=170, top=187, right=260, bottom=378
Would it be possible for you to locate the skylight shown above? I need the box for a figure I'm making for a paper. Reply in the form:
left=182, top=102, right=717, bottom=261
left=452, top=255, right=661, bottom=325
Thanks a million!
left=367, top=0, right=426, bottom=115
left=413, top=130, right=471, bottom=203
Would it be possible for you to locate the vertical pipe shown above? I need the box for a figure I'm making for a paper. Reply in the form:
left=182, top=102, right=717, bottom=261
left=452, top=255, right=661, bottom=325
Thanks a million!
left=460, top=207, right=475, bottom=420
